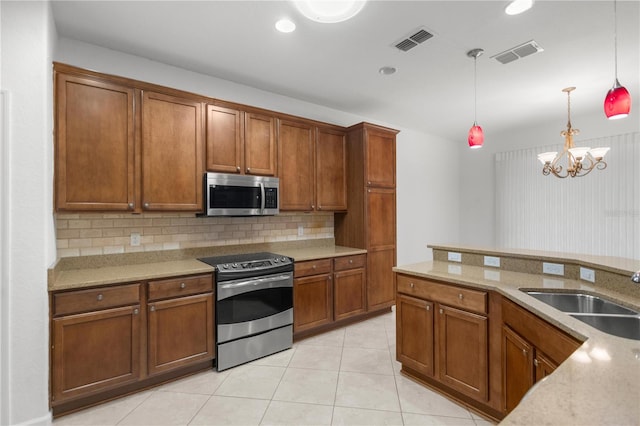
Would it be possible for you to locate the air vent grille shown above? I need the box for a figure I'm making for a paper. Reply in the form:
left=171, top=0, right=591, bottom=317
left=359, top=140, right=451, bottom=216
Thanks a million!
left=394, top=27, right=434, bottom=52
left=491, top=40, right=544, bottom=64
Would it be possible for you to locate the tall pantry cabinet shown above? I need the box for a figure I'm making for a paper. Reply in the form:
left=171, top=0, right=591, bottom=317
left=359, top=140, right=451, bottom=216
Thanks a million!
left=335, top=123, right=398, bottom=312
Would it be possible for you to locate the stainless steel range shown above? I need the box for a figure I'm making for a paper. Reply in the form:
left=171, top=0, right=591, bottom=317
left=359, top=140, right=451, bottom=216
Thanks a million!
left=198, top=252, right=293, bottom=371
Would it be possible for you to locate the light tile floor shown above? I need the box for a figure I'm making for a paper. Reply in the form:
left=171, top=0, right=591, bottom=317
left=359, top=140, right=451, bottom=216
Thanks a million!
left=53, top=311, right=495, bottom=426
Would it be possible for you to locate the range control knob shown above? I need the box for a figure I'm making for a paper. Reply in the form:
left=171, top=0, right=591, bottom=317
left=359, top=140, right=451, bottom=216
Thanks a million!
left=232, top=263, right=239, bottom=268
left=274, top=258, right=280, bottom=263
left=281, top=257, right=288, bottom=263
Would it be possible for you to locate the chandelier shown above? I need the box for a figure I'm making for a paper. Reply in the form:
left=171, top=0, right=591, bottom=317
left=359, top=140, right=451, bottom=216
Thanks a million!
left=537, top=87, right=610, bottom=178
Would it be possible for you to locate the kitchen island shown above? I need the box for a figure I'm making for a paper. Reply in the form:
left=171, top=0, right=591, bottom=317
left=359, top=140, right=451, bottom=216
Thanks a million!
left=394, top=244, right=640, bottom=425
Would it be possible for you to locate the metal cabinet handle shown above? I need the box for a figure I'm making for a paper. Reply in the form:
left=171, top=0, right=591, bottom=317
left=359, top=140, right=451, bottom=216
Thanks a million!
left=133, top=308, right=139, bottom=315
left=367, top=181, right=371, bottom=185
left=522, top=349, right=528, bottom=356
left=458, top=293, right=464, bottom=300
left=236, top=166, right=240, bottom=172
left=97, top=294, right=103, bottom=301
left=180, top=282, right=186, bottom=289
left=144, top=202, right=149, bottom=208
left=426, top=305, right=430, bottom=311
left=312, top=265, right=317, bottom=269
left=439, top=308, right=443, bottom=314
left=128, top=202, right=134, bottom=209
left=311, top=205, right=315, bottom=210
left=349, top=259, right=353, bottom=264
left=246, top=168, right=251, bottom=173
left=410, top=282, right=415, bottom=288
left=533, top=358, right=539, bottom=367
left=149, top=306, right=155, bottom=312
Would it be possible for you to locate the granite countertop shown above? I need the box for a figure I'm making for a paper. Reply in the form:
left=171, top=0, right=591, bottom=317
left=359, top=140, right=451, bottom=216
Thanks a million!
left=393, top=260, right=640, bottom=425
left=48, top=244, right=366, bottom=292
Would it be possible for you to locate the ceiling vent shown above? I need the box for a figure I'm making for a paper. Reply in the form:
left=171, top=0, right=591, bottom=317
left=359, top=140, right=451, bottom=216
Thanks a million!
left=491, top=40, right=544, bottom=64
left=394, top=27, right=434, bottom=52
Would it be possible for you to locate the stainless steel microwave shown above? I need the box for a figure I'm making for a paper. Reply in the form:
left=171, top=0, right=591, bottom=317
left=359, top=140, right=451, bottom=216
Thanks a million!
left=203, top=172, right=279, bottom=216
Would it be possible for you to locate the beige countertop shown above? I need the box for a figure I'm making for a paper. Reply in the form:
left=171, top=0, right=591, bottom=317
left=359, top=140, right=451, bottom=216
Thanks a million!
left=48, top=244, right=366, bottom=291
left=394, top=260, right=640, bottom=425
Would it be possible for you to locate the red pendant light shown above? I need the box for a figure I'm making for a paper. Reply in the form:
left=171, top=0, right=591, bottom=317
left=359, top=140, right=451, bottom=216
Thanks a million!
left=467, top=48, right=484, bottom=149
left=604, top=0, right=631, bottom=119
left=468, top=123, right=484, bottom=148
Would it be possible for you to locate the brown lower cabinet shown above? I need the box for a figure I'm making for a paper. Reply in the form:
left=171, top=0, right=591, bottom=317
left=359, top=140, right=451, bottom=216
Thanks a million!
left=50, top=274, right=215, bottom=416
left=293, top=254, right=366, bottom=337
left=395, top=272, right=582, bottom=422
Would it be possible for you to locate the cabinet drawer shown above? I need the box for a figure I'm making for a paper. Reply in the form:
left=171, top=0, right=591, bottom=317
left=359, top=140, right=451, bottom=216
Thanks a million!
left=53, top=284, right=141, bottom=316
left=148, top=274, right=213, bottom=301
left=397, top=274, right=487, bottom=315
left=294, top=259, right=333, bottom=278
left=334, top=254, right=366, bottom=271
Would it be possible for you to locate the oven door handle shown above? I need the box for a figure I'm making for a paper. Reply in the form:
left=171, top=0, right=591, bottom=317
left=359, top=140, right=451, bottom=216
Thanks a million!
left=218, top=274, right=292, bottom=300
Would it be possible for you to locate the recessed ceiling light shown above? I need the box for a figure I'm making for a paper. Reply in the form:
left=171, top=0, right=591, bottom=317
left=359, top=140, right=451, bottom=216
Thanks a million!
left=294, top=0, right=367, bottom=23
left=275, top=18, right=296, bottom=33
left=379, top=66, right=397, bottom=75
left=505, top=0, right=533, bottom=15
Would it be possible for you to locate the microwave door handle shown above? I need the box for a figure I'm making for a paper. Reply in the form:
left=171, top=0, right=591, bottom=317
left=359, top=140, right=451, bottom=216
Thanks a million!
left=259, top=182, right=265, bottom=213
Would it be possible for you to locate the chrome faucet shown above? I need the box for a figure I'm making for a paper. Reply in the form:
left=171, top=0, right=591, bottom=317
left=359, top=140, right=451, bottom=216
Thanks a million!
left=632, top=271, right=640, bottom=283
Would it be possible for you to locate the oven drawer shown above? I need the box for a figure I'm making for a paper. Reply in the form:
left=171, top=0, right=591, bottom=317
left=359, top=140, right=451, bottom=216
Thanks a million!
left=148, top=274, right=213, bottom=301
left=334, top=254, right=366, bottom=271
left=53, top=284, right=141, bottom=316
left=294, top=259, right=332, bottom=278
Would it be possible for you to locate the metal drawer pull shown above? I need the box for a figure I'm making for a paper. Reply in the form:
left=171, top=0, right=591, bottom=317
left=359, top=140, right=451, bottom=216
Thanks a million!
left=97, top=294, right=103, bottom=301
left=458, top=293, right=464, bottom=300
left=534, top=359, right=539, bottom=367
left=312, top=265, right=317, bottom=269
left=150, top=306, right=155, bottom=312
left=426, top=305, right=430, bottom=311
left=522, top=349, right=528, bottom=356
left=133, top=308, right=139, bottom=315
left=349, top=259, right=353, bottom=264
left=439, top=308, right=443, bottom=314
left=410, top=282, right=415, bottom=288
left=180, top=282, right=186, bottom=289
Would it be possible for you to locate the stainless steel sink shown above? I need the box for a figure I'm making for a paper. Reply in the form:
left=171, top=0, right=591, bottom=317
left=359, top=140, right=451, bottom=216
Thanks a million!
left=569, top=315, right=640, bottom=341
left=524, top=291, right=639, bottom=315
left=522, top=290, right=640, bottom=341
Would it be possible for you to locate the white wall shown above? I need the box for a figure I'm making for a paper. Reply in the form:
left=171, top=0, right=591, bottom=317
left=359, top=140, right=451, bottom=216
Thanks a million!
left=0, top=1, right=56, bottom=425
left=459, top=107, right=640, bottom=249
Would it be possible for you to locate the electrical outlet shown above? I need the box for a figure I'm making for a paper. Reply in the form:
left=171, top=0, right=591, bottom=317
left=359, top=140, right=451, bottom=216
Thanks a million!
left=297, top=225, right=303, bottom=236
left=543, top=262, right=564, bottom=276
left=130, top=232, right=141, bottom=246
left=484, top=256, right=501, bottom=268
left=580, top=267, right=595, bottom=283
left=448, top=252, right=462, bottom=262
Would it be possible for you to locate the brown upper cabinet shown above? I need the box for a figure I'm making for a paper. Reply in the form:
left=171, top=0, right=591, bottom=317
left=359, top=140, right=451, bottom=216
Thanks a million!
left=54, top=64, right=204, bottom=213
left=365, top=126, right=396, bottom=188
left=141, top=91, right=203, bottom=211
left=205, top=104, right=277, bottom=176
left=55, top=72, right=136, bottom=212
left=278, top=119, right=347, bottom=212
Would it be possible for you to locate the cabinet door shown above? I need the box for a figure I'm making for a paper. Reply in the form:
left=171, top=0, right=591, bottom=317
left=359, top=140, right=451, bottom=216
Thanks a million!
left=55, top=73, right=135, bottom=211
left=365, top=127, right=396, bottom=188
left=316, top=127, right=347, bottom=211
left=534, top=351, right=557, bottom=383
left=293, top=274, right=333, bottom=333
left=437, top=304, right=488, bottom=401
left=142, top=91, right=203, bottom=211
left=244, top=112, right=277, bottom=176
left=278, top=119, right=315, bottom=210
left=502, top=325, right=534, bottom=413
left=334, top=267, right=366, bottom=321
left=206, top=104, right=243, bottom=173
left=367, top=188, right=396, bottom=249
left=396, top=294, right=434, bottom=377
left=147, top=293, right=214, bottom=375
left=367, top=248, right=396, bottom=311
left=52, top=305, right=141, bottom=403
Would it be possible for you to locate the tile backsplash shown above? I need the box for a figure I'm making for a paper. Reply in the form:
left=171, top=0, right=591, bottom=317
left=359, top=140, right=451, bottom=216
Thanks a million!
left=55, top=212, right=334, bottom=258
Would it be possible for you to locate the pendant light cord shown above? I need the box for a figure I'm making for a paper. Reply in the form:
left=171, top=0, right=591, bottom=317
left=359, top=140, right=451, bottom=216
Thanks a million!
left=474, top=55, right=478, bottom=124
left=613, top=0, right=618, bottom=79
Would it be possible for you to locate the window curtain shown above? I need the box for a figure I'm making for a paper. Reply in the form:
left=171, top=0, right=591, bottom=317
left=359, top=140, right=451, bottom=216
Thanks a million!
left=495, top=132, right=640, bottom=259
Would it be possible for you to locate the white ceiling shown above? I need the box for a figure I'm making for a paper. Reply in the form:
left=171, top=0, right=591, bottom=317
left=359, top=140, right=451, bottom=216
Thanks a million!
left=51, top=0, right=639, bottom=141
